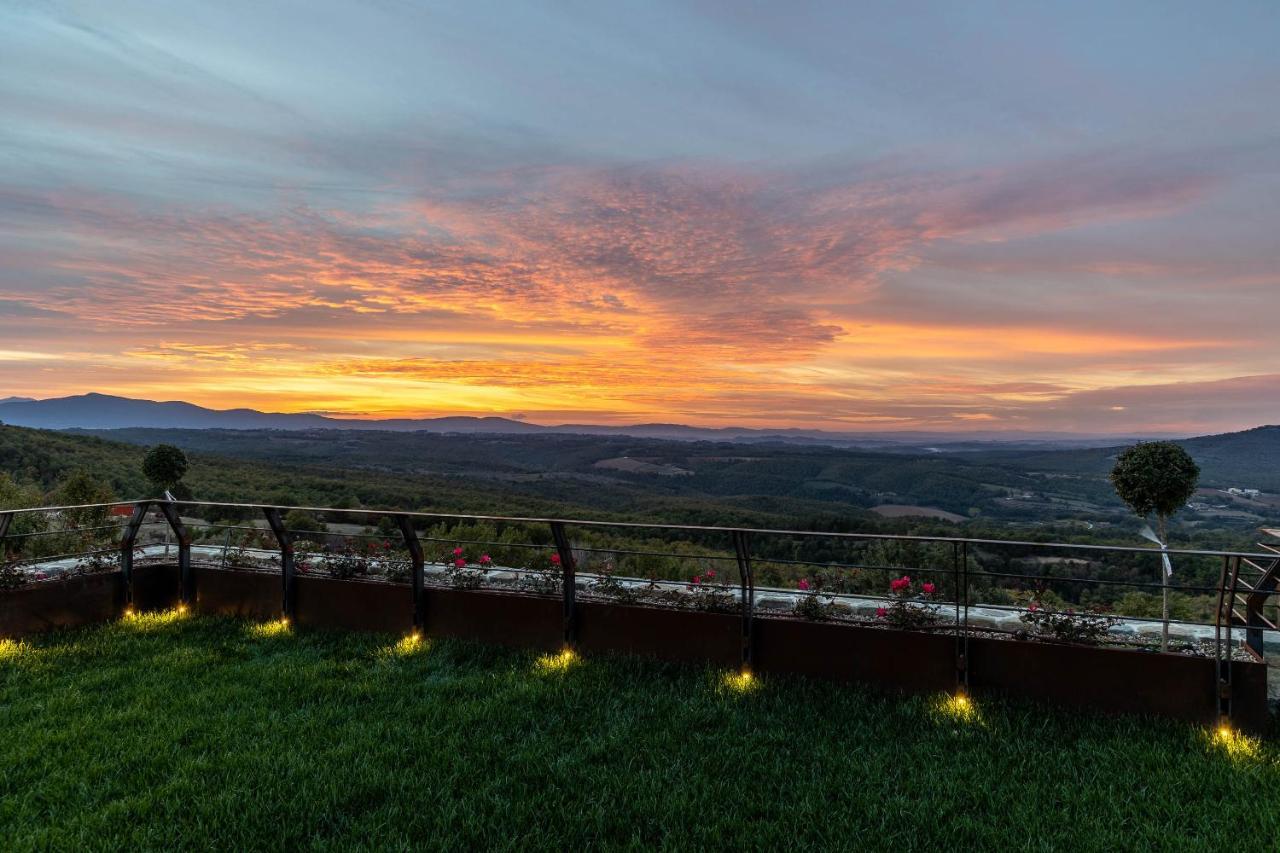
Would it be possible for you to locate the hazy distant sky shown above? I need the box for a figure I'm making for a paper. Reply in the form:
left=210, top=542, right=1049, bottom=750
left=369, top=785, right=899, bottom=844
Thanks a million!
left=2, top=1, right=1278, bottom=433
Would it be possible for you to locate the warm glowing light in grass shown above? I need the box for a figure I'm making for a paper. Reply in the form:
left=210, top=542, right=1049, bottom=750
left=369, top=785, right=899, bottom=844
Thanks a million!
left=389, top=631, right=426, bottom=657
left=1210, top=724, right=1260, bottom=761
left=0, top=638, right=32, bottom=663
left=936, top=692, right=981, bottom=724
left=118, top=607, right=191, bottom=631
left=247, top=618, right=292, bottom=639
left=720, top=668, right=760, bottom=695
left=176, top=603, right=189, bottom=615
left=534, top=647, right=580, bottom=674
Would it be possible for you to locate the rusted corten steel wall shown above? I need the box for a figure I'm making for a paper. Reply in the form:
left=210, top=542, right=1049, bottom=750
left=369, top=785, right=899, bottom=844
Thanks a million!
left=1, top=564, right=1269, bottom=733
left=0, top=564, right=176, bottom=634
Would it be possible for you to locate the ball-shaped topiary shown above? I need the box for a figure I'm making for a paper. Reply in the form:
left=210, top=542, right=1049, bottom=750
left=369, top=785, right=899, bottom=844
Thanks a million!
left=1109, top=441, right=1200, bottom=539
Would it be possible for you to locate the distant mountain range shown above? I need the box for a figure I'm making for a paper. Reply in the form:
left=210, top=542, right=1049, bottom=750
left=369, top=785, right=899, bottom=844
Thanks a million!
left=0, top=392, right=1172, bottom=449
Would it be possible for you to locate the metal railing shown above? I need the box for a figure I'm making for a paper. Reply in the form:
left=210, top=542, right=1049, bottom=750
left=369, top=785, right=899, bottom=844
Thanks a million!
left=1, top=498, right=1276, bottom=722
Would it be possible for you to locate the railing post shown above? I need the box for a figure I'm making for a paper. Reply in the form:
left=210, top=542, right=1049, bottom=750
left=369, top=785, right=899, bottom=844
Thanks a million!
left=396, top=515, right=425, bottom=630
left=120, top=501, right=150, bottom=608
left=263, top=508, right=295, bottom=619
left=0, top=511, right=12, bottom=556
left=0, top=511, right=12, bottom=586
left=550, top=521, right=576, bottom=646
left=732, top=530, right=755, bottom=669
left=954, top=541, right=969, bottom=690
left=157, top=501, right=194, bottom=607
left=1222, top=555, right=1242, bottom=721
left=1213, top=554, right=1230, bottom=721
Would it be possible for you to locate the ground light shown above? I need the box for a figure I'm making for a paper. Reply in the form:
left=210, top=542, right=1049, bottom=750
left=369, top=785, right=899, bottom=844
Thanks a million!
left=534, top=646, right=580, bottom=674
left=119, top=606, right=191, bottom=630
left=390, top=630, right=425, bottom=657
left=0, top=638, right=30, bottom=662
left=247, top=617, right=292, bottom=639
left=720, top=667, right=760, bottom=694
left=1211, top=722, right=1260, bottom=761
left=937, top=690, right=981, bottom=723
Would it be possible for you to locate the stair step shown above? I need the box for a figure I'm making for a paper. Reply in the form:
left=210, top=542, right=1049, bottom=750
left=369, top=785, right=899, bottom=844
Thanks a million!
left=1241, top=558, right=1270, bottom=575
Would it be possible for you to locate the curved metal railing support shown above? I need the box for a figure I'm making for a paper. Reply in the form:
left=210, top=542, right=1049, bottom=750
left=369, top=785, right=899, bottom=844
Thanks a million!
left=119, top=501, right=151, bottom=607
left=157, top=502, right=194, bottom=605
left=262, top=507, right=294, bottom=619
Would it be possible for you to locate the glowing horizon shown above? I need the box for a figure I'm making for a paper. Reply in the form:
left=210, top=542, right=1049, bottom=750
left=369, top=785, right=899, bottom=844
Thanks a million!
left=2, top=2, right=1278, bottom=434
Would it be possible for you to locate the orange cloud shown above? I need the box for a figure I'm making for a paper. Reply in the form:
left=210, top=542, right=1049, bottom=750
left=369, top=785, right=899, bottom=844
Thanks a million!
left=2, top=152, right=1274, bottom=432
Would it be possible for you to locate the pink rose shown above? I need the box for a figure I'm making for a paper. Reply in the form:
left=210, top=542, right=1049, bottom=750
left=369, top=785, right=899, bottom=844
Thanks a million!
left=550, top=553, right=562, bottom=565
left=480, top=554, right=492, bottom=565
left=798, top=578, right=811, bottom=591
left=922, top=582, right=936, bottom=595
left=876, top=607, right=888, bottom=618
left=705, top=570, right=716, bottom=580
left=452, top=547, right=464, bottom=558
left=453, top=558, right=466, bottom=568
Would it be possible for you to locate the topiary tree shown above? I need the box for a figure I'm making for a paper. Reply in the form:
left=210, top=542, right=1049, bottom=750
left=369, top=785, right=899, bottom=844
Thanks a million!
left=142, top=444, right=189, bottom=496
left=1109, top=441, right=1199, bottom=652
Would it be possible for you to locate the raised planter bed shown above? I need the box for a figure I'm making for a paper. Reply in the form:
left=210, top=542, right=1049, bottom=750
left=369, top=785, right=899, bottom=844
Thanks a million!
left=196, top=566, right=283, bottom=621
left=577, top=601, right=741, bottom=666
left=967, top=635, right=1270, bottom=733
left=754, top=616, right=957, bottom=693
left=133, top=562, right=181, bottom=611
left=0, top=571, right=125, bottom=635
left=0, top=564, right=1269, bottom=732
left=296, top=575, right=413, bottom=634
left=0, top=564, right=175, bottom=635
left=425, top=587, right=562, bottom=651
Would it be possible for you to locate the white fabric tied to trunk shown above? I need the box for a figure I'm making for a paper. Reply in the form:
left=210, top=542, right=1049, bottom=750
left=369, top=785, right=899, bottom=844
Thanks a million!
left=1140, top=526, right=1173, bottom=578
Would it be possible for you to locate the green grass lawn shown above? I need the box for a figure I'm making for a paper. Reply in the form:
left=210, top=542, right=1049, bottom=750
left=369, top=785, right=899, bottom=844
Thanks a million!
left=2, top=613, right=1277, bottom=851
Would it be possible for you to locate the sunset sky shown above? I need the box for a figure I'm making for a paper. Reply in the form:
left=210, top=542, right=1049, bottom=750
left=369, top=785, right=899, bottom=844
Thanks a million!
left=2, top=1, right=1278, bottom=434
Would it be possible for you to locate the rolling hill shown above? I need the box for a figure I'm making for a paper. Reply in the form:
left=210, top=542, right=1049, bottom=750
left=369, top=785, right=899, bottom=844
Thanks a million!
left=964, top=425, right=1280, bottom=493
left=0, top=393, right=1152, bottom=448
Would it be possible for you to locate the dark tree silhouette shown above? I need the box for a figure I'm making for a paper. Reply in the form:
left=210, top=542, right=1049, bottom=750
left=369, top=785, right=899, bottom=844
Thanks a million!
left=142, top=444, right=189, bottom=495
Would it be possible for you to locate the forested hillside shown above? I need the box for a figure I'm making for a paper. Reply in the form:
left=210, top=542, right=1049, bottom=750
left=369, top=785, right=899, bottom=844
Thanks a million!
left=60, top=424, right=1280, bottom=539
left=74, top=426, right=1075, bottom=518
left=0, top=425, right=864, bottom=530
left=964, top=426, right=1280, bottom=492
left=4, top=422, right=1276, bottom=552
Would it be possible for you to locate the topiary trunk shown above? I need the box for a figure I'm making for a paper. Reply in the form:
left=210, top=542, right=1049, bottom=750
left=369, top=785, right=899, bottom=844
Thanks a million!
left=1159, top=514, right=1169, bottom=653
